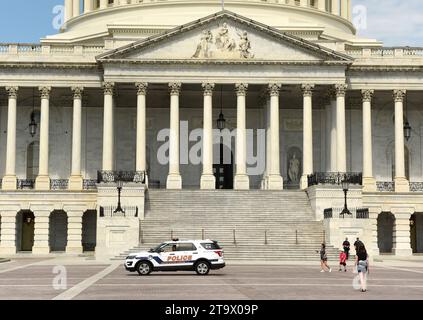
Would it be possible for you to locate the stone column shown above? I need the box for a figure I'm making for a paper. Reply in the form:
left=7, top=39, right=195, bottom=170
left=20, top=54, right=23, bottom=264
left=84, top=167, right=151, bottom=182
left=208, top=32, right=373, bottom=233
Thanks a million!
left=84, top=0, right=94, bottom=13
left=136, top=83, right=148, bottom=178
left=300, top=0, right=308, bottom=7
left=392, top=209, right=413, bottom=256
left=73, top=0, right=80, bottom=17
left=261, top=95, right=271, bottom=190
left=69, top=87, right=84, bottom=190
left=369, top=208, right=380, bottom=256
left=66, top=211, right=84, bottom=254
left=35, top=87, right=51, bottom=191
left=335, top=84, right=347, bottom=173
left=362, top=89, right=377, bottom=192
left=234, top=83, right=250, bottom=190
left=331, top=0, right=340, bottom=15
left=200, top=83, right=216, bottom=190
left=32, top=210, right=51, bottom=255
left=393, top=90, right=409, bottom=192
left=347, top=0, right=352, bottom=20
left=65, top=0, right=73, bottom=22
left=167, top=83, right=182, bottom=189
left=3, top=87, right=18, bottom=190
left=100, top=0, right=108, bottom=9
left=330, top=96, right=337, bottom=172
left=318, top=0, right=326, bottom=11
left=0, top=211, right=17, bottom=254
left=267, top=84, right=283, bottom=190
left=341, top=0, right=349, bottom=19
left=300, top=84, right=314, bottom=190
left=102, top=82, right=115, bottom=172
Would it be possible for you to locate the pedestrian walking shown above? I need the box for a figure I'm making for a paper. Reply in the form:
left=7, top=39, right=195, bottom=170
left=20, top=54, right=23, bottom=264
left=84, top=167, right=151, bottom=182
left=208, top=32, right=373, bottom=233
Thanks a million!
left=318, top=243, right=331, bottom=273
left=354, top=242, right=369, bottom=292
left=339, top=250, right=347, bottom=272
left=343, top=237, right=351, bottom=260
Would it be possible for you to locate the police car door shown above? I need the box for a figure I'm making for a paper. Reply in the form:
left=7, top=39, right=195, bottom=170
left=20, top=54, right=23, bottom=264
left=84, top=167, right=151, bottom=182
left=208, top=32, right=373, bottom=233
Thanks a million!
left=157, top=243, right=179, bottom=268
left=176, top=242, right=198, bottom=268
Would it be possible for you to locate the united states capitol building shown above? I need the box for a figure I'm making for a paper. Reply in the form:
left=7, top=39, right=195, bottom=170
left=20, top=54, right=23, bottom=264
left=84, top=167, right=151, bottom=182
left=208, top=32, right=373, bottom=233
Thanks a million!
left=0, top=0, right=422, bottom=260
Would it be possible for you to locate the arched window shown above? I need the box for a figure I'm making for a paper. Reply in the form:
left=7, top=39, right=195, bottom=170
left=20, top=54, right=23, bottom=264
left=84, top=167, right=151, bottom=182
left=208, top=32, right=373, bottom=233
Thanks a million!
left=27, top=141, right=39, bottom=179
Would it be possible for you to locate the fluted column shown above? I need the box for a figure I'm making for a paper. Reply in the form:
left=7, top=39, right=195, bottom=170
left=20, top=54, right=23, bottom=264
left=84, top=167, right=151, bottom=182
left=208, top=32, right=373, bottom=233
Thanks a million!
left=331, top=0, right=340, bottom=15
left=69, top=87, right=84, bottom=190
left=66, top=211, right=84, bottom=254
left=136, top=83, right=148, bottom=182
left=64, top=0, right=73, bottom=22
left=300, top=84, right=314, bottom=190
left=100, top=0, right=108, bottom=9
left=261, top=95, right=271, bottom=189
left=73, top=0, right=80, bottom=17
left=35, top=87, right=51, bottom=191
left=330, top=94, right=337, bottom=172
left=200, top=83, right=216, bottom=190
left=267, top=84, right=283, bottom=190
left=32, top=210, right=50, bottom=255
left=3, top=87, right=18, bottom=190
left=393, top=90, right=410, bottom=192
left=318, top=0, right=326, bottom=11
left=362, top=89, right=377, bottom=192
left=0, top=211, right=17, bottom=254
left=347, top=0, right=352, bottom=20
left=102, top=82, right=115, bottom=172
left=341, top=0, right=349, bottom=19
left=335, top=84, right=347, bottom=173
left=84, top=0, right=94, bottom=13
left=167, top=83, right=182, bottom=189
left=234, top=83, right=250, bottom=190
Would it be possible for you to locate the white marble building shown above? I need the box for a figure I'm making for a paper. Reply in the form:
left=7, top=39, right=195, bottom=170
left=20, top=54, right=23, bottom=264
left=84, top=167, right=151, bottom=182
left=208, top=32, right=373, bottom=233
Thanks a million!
left=0, top=0, right=422, bottom=258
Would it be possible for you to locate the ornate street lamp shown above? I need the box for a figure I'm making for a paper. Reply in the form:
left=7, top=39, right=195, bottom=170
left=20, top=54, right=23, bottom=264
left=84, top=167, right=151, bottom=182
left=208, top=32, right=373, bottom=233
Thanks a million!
left=217, top=87, right=226, bottom=131
left=114, top=180, right=125, bottom=214
left=28, top=89, right=38, bottom=137
left=404, top=92, right=412, bottom=141
left=340, top=178, right=352, bottom=217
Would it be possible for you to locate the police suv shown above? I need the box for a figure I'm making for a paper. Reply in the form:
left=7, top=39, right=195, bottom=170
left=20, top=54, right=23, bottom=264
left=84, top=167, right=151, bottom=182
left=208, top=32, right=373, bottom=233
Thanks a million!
left=124, top=239, right=225, bottom=275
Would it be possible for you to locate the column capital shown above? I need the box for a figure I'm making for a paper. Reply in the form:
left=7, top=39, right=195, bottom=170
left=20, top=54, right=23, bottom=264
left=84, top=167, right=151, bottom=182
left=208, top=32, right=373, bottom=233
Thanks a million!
left=6, top=86, right=19, bottom=98
left=136, top=82, right=148, bottom=95
left=334, top=84, right=348, bottom=97
left=235, top=83, right=248, bottom=96
left=202, top=83, right=215, bottom=96
left=71, top=86, right=84, bottom=99
left=102, top=82, right=115, bottom=95
left=361, top=89, right=374, bottom=103
left=393, top=89, right=406, bottom=102
left=301, top=84, right=315, bottom=97
left=38, top=86, right=51, bottom=99
left=267, top=83, right=281, bottom=97
left=169, top=82, right=182, bottom=96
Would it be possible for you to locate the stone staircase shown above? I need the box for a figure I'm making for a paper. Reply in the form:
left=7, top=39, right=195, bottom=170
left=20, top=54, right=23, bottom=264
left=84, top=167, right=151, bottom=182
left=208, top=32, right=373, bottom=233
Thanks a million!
left=112, top=190, right=339, bottom=262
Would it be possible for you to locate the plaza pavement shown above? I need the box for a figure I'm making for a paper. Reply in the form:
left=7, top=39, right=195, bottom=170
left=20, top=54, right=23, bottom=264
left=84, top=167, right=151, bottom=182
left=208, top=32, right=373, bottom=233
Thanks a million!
left=0, top=256, right=423, bottom=300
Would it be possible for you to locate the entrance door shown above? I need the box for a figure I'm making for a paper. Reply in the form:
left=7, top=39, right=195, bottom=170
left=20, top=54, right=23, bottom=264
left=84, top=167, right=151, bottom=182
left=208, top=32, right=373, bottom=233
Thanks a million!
left=213, top=143, right=233, bottom=189
left=21, top=211, right=35, bottom=251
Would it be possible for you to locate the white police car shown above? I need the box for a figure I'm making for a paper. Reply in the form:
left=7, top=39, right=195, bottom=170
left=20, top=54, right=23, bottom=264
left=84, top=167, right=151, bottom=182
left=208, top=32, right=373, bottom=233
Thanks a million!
left=125, top=239, right=225, bottom=276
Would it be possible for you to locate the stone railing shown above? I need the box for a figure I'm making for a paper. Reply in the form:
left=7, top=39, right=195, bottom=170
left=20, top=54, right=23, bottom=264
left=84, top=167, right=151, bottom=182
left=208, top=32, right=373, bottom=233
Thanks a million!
left=308, top=172, right=362, bottom=187
left=0, top=43, right=106, bottom=57
left=99, top=206, right=139, bottom=218
left=345, top=47, right=423, bottom=58
left=324, top=207, right=369, bottom=219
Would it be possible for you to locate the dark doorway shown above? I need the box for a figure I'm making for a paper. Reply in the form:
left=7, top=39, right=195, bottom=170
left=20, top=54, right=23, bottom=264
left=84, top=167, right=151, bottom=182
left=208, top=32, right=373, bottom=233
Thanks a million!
left=17, top=211, right=35, bottom=251
left=213, top=143, right=234, bottom=189
left=410, top=213, right=423, bottom=253
left=82, top=210, right=97, bottom=252
left=377, top=212, right=395, bottom=254
left=49, top=211, right=68, bottom=252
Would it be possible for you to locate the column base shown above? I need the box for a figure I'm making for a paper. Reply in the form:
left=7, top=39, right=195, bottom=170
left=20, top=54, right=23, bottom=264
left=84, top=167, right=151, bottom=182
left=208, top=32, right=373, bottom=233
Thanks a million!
left=261, top=176, right=268, bottom=190
left=69, top=175, right=83, bottom=191
left=394, top=177, right=410, bottom=192
left=234, top=174, right=250, bottom=190
left=300, top=175, right=309, bottom=190
left=166, top=174, right=182, bottom=190
left=200, top=174, right=216, bottom=190
left=1, top=175, right=17, bottom=190
left=35, top=176, right=50, bottom=191
left=66, top=246, right=83, bottom=254
left=362, top=177, right=377, bottom=192
left=393, top=248, right=413, bottom=256
left=0, top=246, right=17, bottom=255
left=32, top=246, right=50, bottom=255
left=268, top=175, right=283, bottom=190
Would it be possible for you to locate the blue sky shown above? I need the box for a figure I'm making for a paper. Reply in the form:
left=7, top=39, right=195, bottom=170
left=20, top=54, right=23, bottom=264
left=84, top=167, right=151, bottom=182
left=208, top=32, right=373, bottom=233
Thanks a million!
left=0, top=0, right=422, bottom=46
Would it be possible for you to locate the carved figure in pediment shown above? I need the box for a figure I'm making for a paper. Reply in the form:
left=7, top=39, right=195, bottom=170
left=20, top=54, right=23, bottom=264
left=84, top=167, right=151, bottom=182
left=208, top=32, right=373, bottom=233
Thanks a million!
left=237, top=30, right=254, bottom=59
left=192, top=30, right=213, bottom=58
left=215, top=23, right=236, bottom=52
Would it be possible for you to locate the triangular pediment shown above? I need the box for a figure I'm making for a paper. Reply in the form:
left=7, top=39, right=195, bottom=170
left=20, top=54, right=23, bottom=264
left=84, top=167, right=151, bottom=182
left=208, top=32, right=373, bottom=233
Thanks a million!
left=98, top=11, right=352, bottom=64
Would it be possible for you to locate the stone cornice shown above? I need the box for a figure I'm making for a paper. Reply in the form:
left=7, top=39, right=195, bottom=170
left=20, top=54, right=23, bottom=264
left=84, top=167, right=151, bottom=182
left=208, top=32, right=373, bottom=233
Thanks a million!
left=349, top=65, right=423, bottom=72
left=0, top=62, right=99, bottom=70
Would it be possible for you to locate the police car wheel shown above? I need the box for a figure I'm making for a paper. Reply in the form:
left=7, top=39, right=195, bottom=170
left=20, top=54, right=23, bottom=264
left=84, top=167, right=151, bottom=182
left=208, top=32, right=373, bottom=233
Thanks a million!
left=137, top=261, right=152, bottom=276
left=195, top=261, right=210, bottom=275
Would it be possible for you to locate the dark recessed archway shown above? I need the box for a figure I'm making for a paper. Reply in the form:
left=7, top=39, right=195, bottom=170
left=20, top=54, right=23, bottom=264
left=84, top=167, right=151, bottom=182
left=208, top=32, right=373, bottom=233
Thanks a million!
left=82, top=210, right=97, bottom=252
left=16, top=210, right=35, bottom=252
left=377, top=212, right=395, bottom=254
left=49, top=210, right=68, bottom=252
left=410, top=213, right=423, bottom=254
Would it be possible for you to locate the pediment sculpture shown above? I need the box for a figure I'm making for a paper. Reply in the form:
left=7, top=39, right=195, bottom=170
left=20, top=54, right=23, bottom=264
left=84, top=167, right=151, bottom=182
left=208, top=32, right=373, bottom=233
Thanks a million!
left=192, top=23, right=254, bottom=59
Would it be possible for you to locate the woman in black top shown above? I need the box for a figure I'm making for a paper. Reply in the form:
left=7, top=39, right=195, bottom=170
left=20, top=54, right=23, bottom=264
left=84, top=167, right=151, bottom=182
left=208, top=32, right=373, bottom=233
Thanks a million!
left=319, top=243, right=331, bottom=273
left=355, top=242, right=369, bottom=292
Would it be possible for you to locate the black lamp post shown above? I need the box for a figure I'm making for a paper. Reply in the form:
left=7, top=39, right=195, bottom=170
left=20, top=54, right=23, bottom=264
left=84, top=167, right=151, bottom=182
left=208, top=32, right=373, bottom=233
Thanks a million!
left=340, top=178, right=351, bottom=217
left=114, top=180, right=125, bottom=214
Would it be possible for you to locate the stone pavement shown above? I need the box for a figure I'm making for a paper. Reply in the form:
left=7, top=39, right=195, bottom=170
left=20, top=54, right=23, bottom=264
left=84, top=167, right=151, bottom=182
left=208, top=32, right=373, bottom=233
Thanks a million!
left=0, top=257, right=422, bottom=300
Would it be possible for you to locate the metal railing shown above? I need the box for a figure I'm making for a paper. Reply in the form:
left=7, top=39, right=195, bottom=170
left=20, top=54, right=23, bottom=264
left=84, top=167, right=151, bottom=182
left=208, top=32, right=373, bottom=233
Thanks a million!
left=50, top=179, right=69, bottom=190
left=17, top=179, right=35, bottom=190
left=97, top=171, right=146, bottom=184
left=83, top=179, right=97, bottom=190
left=308, top=172, right=362, bottom=187
left=377, top=181, right=423, bottom=192
left=323, top=207, right=369, bottom=219
left=99, top=206, right=139, bottom=218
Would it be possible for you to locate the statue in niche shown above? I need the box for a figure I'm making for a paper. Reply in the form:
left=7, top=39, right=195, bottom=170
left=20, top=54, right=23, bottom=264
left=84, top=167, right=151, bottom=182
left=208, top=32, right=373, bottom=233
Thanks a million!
left=237, top=30, right=254, bottom=59
left=192, top=30, right=213, bottom=58
left=288, top=153, right=300, bottom=183
left=215, top=23, right=236, bottom=52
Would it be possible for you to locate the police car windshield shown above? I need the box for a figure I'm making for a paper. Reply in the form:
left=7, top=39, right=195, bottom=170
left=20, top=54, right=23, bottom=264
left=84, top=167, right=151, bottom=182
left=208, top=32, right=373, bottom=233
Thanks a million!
left=149, top=243, right=166, bottom=253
